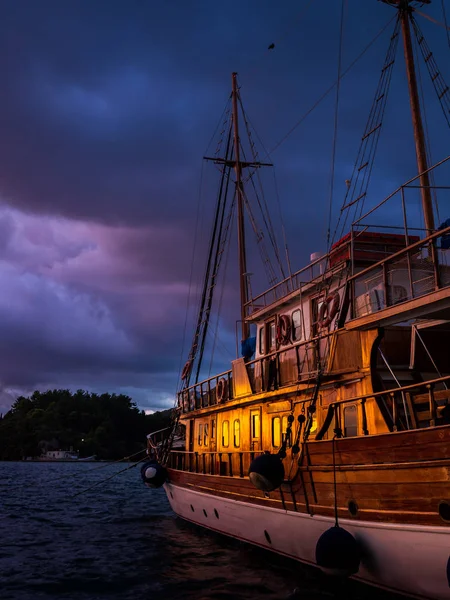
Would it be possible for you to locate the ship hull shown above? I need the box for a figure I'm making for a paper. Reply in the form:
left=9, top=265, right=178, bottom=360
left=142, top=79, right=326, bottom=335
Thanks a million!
left=164, top=478, right=450, bottom=600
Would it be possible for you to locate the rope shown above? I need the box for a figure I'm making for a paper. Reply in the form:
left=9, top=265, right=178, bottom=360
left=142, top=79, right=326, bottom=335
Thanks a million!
left=412, top=18, right=441, bottom=224
left=442, top=0, right=450, bottom=48
left=208, top=198, right=236, bottom=374
left=415, top=8, right=450, bottom=35
left=71, top=455, right=149, bottom=499
left=270, top=13, right=397, bottom=154
left=177, top=160, right=205, bottom=390
left=326, top=0, right=346, bottom=249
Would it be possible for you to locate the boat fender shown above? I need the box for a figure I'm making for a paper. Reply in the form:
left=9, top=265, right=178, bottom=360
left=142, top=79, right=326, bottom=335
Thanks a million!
left=216, top=377, right=228, bottom=403
left=248, top=453, right=285, bottom=492
left=315, top=525, right=361, bottom=577
left=181, top=360, right=192, bottom=381
left=276, top=314, right=291, bottom=345
left=318, top=293, right=340, bottom=328
left=140, top=460, right=168, bottom=489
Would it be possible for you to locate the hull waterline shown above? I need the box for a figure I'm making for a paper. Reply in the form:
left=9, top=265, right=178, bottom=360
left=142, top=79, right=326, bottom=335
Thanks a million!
left=164, top=482, right=450, bottom=600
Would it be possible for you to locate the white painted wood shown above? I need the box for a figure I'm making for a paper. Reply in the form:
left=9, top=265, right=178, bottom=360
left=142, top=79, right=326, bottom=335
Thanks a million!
left=164, top=483, right=450, bottom=600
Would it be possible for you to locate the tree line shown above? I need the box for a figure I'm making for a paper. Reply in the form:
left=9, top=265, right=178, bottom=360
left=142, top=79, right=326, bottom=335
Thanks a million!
left=0, top=389, right=173, bottom=460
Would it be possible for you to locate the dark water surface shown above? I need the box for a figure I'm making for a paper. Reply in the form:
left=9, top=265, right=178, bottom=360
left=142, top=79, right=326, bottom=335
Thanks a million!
left=0, top=462, right=399, bottom=600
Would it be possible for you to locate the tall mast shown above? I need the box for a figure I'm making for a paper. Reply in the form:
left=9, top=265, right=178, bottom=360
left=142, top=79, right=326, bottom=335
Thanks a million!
left=231, top=72, right=250, bottom=341
left=398, top=0, right=435, bottom=234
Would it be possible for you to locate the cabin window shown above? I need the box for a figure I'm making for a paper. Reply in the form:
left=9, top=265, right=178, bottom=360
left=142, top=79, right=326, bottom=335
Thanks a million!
left=344, top=405, right=358, bottom=437
left=268, top=321, right=276, bottom=351
left=259, top=326, right=265, bottom=355
left=251, top=411, right=260, bottom=439
left=281, top=415, right=291, bottom=448
left=233, top=419, right=240, bottom=447
left=204, top=423, right=209, bottom=446
left=222, top=420, right=229, bottom=447
left=272, top=416, right=281, bottom=447
left=198, top=423, right=203, bottom=446
left=292, top=310, right=302, bottom=341
left=211, top=419, right=216, bottom=439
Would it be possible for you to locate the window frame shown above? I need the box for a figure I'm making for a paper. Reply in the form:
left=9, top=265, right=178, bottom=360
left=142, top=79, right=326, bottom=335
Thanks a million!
left=222, top=420, right=229, bottom=447
left=233, top=419, right=240, bottom=448
left=272, top=416, right=281, bottom=447
left=291, top=309, right=302, bottom=341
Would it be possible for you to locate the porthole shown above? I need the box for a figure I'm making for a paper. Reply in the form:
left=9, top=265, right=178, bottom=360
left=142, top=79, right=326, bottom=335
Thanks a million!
left=190, top=504, right=195, bottom=512
left=348, top=500, right=358, bottom=517
left=203, top=509, right=208, bottom=517
left=264, top=530, right=272, bottom=544
left=438, top=501, right=450, bottom=523
left=214, top=509, right=219, bottom=519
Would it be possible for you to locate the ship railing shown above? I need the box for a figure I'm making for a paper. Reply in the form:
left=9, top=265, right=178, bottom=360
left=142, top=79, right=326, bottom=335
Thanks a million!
left=316, top=373, right=450, bottom=439
left=177, top=330, right=339, bottom=414
left=169, top=377, right=450, bottom=477
left=166, top=449, right=265, bottom=477
left=244, top=253, right=326, bottom=315
left=349, top=225, right=450, bottom=320
left=245, top=155, right=450, bottom=317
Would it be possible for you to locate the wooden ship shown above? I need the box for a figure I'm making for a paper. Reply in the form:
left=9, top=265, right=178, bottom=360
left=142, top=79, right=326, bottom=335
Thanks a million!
left=141, top=1, right=450, bottom=598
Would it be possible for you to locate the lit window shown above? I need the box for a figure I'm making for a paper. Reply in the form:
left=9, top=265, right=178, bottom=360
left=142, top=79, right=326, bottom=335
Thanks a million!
left=292, top=310, right=302, bottom=341
left=222, top=420, right=229, bottom=447
left=198, top=423, right=203, bottom=446
left=344, top=405, right=358, bottom=437
left=272, top=416, right=281, bottom=447
left=233, top=420, right=240, bottom=447
left=251, top=412, right=260, bottom=439
left=259, top=326, right=265, bottom=355
left=204, top=423, right=208, bottom=446
left=211, top=419, right=216, bottom=439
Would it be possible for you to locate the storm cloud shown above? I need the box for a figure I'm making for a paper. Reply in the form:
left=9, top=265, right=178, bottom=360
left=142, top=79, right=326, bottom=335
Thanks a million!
left=0, top=0, right=448, bottom=412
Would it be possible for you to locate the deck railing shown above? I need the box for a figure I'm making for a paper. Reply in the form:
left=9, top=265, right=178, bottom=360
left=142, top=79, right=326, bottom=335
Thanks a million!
left=177, top=329, right=340, bottom=414
left=244, top=156, right=450, bottom=317
left=170, top=375, right=450, bottom=477
left=349, top=225, right=450, bottom=319
left=167, top=449, right=264, bottom=477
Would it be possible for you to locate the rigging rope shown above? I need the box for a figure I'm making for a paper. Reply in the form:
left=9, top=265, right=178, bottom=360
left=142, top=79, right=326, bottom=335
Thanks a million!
left=208, top=195, right=236, bottom=374
left=332, top=15, right=401, bottom=244
left=326, top=0, right=347, bottom=249
left=238, top=94, right=286, bottom=282
left=412, top=17, right=441, bottom=224
left=72, top=455, right=149, bottom=499
left=270, top=13, right=397, bottom=154
left=410, top=15, right=450, bottom=129
left=441, top=0, right=450, bottom=48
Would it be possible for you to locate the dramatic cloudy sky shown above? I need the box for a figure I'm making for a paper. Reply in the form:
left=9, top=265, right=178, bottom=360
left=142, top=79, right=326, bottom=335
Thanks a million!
left=0, top=0, right=449, bottom=413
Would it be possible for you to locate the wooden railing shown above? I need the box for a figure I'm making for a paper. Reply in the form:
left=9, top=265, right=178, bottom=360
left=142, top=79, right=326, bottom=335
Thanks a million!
left=349, top=226, right=450, bottom=319
left=167, top=449, right=264, bottom=477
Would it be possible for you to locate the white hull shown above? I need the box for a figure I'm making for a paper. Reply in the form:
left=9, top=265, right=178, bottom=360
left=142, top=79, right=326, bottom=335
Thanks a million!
left=165, top=482, right=450, bottom=599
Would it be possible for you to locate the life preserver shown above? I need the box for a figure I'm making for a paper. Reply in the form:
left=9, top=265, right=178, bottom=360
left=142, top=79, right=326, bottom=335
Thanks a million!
left=217, top=377, right=228, bottom=403
left=276, top=314, right=291, bottom=345
left=181, top=360, right=192, bottom=380
left=318, top=292, right=340, bottom=328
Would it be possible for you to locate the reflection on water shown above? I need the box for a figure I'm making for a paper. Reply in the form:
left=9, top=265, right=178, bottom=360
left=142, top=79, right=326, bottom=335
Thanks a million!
left=0, top=462, right=400, bottom=600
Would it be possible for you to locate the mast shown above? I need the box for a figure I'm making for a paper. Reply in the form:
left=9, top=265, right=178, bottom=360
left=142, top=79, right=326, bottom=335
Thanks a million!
left=231, top=72, right=250, bottom=341
left=398, top=0, right=435, bottom=234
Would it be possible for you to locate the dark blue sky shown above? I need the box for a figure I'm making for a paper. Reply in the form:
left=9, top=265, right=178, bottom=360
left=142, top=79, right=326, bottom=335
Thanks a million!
left=0, top=0, right=448, bottom=413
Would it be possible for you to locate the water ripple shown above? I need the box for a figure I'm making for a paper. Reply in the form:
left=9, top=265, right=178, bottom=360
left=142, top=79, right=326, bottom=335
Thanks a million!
left=0, top=462, right=400, bottom=600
